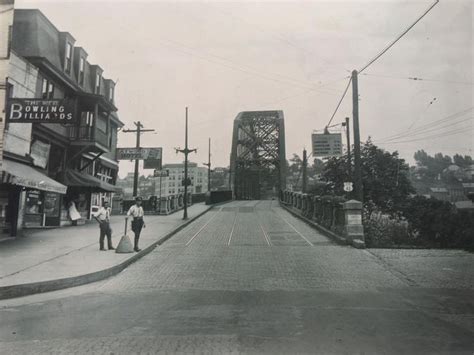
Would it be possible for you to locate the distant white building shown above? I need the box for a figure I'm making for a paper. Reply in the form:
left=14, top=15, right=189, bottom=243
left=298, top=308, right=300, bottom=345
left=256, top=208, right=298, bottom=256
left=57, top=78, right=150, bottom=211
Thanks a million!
left=154, top=162, right=208, bottom=198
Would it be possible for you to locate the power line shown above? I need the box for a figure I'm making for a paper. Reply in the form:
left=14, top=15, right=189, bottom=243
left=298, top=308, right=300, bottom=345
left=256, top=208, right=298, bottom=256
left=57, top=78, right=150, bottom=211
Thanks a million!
left=381, top=126, right=471, bottom=144
left=358, top=0, right=439, bottom=73
left=326, top=76, right=352, bottom=127
left=378, top=117, right=472, bottom=143
left=361, top=72, right=474, bottom=86
left=212, top=7, right=317, bottom=59
left=262, top=76, right=350, bottom=107
left=377, top=106, right=474, bottom=141
left=157, top=38, right=338, bottom=95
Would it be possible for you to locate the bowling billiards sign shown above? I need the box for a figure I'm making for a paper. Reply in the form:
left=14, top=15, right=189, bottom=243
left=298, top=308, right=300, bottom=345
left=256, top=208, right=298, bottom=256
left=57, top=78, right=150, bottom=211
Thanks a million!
left=6, top=98, right=76, bottom=124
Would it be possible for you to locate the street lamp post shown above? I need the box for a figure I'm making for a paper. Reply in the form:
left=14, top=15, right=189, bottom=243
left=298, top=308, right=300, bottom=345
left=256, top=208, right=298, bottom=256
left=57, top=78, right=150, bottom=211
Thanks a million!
left=175, top=107, right=197, bottom=220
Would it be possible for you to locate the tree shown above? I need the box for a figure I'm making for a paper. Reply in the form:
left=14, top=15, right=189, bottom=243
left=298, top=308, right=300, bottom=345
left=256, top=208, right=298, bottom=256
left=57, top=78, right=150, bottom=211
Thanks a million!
left=322, top=140, right=414, bottom=213
left=288, top=153, right=302, bottom=174
left=453, top=154, right=473, bottom=168
left=413, top=150, right=454, bottom=180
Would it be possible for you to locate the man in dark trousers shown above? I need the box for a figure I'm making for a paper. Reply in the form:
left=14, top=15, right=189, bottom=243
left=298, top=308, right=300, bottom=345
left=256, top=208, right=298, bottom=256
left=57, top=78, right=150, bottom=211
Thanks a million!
left=126, top=196, right=146, bottom=252
left=93, top=201, right=114, bottom=251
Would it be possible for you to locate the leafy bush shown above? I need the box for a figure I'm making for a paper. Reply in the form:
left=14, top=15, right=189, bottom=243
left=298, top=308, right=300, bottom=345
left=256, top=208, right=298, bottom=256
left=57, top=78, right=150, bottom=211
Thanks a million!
left=364, top=195, right=474, bottom=250
left=363, top=210, right=411, bottom=248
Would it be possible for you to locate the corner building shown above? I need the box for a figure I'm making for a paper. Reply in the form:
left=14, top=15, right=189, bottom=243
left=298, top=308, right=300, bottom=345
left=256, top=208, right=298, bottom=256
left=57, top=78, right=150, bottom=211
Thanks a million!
left=1, top=9, right=123, bottom=236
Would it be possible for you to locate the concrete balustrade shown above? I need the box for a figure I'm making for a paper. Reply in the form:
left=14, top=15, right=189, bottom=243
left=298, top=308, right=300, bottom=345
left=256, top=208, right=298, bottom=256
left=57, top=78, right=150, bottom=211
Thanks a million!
left=158, top=193, right=194, bottom=215
left=280, top=190, right=365, bottom=248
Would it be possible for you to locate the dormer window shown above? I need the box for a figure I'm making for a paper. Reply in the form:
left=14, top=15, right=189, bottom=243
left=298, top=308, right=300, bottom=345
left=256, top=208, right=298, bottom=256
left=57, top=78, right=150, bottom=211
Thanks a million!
left=65, top=42, right=72, bottom=73
left=41, top=78, right=54, bottom=99
left=109, top=85, right=114, bottom=101
left=95, top=72, right=101, bottom=94
left=79, top=57, right=85, bottom=85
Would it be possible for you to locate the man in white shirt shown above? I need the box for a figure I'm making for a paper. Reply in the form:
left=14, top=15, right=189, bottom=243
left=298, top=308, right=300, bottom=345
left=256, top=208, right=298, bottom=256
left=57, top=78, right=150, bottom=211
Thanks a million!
left=93, top=201, right=114, bottom=251
left=126, top=196, right=146, bottom=252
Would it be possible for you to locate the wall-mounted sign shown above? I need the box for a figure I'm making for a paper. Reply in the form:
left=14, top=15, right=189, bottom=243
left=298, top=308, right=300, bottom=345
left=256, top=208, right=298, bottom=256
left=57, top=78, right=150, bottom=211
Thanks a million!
left=116, top=147, right=162, bottom=161
left=30, top=139, right=51, bottom=169
left=6, top=98, right=76, bottom=124
left=312, top=133, right=342, bottom=157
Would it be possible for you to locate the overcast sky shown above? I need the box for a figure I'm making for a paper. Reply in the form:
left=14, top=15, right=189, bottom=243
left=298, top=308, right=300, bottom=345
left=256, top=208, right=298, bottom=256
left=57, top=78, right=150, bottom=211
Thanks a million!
left=16, top=0, right=473, bottom=177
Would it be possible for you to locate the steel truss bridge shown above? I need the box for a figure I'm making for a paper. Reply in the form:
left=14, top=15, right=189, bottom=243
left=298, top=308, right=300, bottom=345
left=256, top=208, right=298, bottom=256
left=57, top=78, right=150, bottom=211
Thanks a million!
left=230, top=111, right=286, bottom=200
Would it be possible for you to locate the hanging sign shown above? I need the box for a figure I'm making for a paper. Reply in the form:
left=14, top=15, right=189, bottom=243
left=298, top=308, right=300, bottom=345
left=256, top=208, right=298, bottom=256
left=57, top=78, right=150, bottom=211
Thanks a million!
left=312, top=133, right=342, bottom=157
left=116, top=147, right=162, bottom=161
left=143, top=148, right=162, bottom=169
left=6, top=98, right=76, bottom=124
left=153, top=169, right=169, bottom=177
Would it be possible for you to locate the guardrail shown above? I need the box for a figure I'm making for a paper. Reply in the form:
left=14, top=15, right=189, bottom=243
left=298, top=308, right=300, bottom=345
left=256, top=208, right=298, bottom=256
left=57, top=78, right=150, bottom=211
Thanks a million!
left=122, top=193, right=193, bottom=215
left=280, top=190, right=365, bottom=248
left=206, top=190, right=232, bottom=205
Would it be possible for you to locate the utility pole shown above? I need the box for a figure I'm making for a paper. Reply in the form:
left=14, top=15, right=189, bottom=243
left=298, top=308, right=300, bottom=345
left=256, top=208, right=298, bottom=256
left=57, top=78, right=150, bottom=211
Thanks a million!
left=352, top=70, right=363, bottom=202
left=302, top=148, right=308, bottom=193
left=123, top=121, right=155, bottom=197
left=175, top=107, right=197, bottom=220
left=343, top=116, right=351, bottom=178
left=203, top=137, right=211, bottom=192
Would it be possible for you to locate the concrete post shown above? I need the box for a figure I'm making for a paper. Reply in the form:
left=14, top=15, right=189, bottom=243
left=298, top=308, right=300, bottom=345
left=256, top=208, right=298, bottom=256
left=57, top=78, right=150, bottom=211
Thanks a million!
left=343, top=200, right=365, bottom=248
left=302, top=193, right=307, bottom=212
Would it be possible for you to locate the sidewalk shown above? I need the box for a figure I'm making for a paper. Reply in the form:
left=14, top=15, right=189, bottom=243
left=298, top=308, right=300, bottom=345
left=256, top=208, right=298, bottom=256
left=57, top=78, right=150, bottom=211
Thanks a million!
left=0, top=203, right=212, bottom=299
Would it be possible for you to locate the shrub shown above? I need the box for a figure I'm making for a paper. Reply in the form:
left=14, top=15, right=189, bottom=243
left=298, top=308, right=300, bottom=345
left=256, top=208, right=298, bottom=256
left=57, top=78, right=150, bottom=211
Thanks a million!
left=363, top=210, right=411, bottom=248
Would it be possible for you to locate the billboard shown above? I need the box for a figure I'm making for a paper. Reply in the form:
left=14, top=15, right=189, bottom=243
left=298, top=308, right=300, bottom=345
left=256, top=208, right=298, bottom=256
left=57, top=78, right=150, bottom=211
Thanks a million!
left=6, top=98, right=76, bottom=124
left=312, top=133, right=342, bottom=157
left=116, top=147, right=162, bottom=161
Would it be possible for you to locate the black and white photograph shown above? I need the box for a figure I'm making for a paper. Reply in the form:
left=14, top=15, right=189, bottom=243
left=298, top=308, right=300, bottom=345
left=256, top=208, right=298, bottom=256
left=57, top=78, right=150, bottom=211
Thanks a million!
left=0, top=0, right=473, bottom=353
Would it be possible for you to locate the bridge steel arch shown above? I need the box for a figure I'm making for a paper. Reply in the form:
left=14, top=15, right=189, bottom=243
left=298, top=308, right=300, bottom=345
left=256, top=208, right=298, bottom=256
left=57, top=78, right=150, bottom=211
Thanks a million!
left=230, top=110, right=286, bottom=200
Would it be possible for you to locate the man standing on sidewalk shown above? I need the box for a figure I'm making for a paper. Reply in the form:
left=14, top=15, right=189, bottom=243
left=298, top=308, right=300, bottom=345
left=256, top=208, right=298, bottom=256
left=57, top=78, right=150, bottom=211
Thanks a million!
left=126, top=196, right=146, bottom=252
left=93, top=201, right=114, bottom=251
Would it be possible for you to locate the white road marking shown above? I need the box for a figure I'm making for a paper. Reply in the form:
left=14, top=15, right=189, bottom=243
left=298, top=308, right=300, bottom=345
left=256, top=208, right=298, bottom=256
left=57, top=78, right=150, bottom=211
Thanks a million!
left=259, top=223, right=272, bottom=246
left=185, top=211, right=219, bottom=246
left=280, top=216, right=314, bottom=247
left=227, top=213, right=238, bottom=246
left=254, top=207, right=272, bottom=246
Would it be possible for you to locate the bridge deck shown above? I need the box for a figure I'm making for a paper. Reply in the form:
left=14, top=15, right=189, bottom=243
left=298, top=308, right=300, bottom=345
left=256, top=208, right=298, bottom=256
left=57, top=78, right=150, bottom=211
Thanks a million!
left=1, top=200, right=473, bottom=353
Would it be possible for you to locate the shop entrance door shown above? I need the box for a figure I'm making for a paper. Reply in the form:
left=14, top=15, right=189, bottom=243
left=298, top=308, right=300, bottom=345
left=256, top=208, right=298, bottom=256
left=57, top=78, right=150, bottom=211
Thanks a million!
left=44, top=192, right=61, bottom=226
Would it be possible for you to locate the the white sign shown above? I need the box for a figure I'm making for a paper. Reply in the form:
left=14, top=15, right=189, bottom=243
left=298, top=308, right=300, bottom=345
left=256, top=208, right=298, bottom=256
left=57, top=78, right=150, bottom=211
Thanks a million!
left=347, top=214, right=362, bottom=225
left=312, top=133, right=342, bottom=157
left=343, top=182, right=353, bottom=192
left=30, top=140, right=51, bottom=169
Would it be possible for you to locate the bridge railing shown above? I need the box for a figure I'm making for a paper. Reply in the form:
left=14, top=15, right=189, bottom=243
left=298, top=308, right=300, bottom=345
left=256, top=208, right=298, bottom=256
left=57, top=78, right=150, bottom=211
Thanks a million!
left=158, top=193, right=193, bottom=215
left=280, top=190, right=365, bottom=248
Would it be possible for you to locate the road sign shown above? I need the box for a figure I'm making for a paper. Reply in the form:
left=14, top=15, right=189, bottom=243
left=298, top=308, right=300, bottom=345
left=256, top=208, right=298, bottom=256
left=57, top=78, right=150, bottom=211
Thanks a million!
left=153, top=169, right=169, bottom=178
left=343, top=182, right=353, bottom=192
left=116, top=147, right=162, bottom=161
left=312, top=133, right=342, bottom=157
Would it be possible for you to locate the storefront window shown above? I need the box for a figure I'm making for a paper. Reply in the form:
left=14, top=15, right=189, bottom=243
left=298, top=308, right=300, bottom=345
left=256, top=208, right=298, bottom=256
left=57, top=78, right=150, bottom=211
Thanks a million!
left=25, top=191, right=42, bottom=214
left=43, top=193, right=60, bottom=217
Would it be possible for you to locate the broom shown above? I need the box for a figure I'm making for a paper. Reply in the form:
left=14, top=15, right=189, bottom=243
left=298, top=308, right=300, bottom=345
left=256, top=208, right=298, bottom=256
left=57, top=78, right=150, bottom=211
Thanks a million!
left=115, top=218, right=134, bottom=253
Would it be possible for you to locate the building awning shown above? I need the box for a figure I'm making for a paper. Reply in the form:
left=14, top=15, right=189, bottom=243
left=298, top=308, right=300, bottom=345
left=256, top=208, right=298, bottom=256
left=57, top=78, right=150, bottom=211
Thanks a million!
left=1, top=159, right=67, bottom=194
left=63, top=169, right=121, bottom=193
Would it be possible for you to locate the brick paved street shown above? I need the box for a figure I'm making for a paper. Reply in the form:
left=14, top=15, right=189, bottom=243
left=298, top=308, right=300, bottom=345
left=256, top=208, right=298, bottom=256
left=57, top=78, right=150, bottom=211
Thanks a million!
left=1, top=200, right=473, bottom=354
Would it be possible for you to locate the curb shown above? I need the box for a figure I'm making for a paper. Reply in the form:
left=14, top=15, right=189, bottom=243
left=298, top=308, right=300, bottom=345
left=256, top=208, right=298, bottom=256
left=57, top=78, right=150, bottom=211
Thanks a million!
left=0, top=205, right=215, bottom=300
left=280, top=203, right=348, bottom=246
